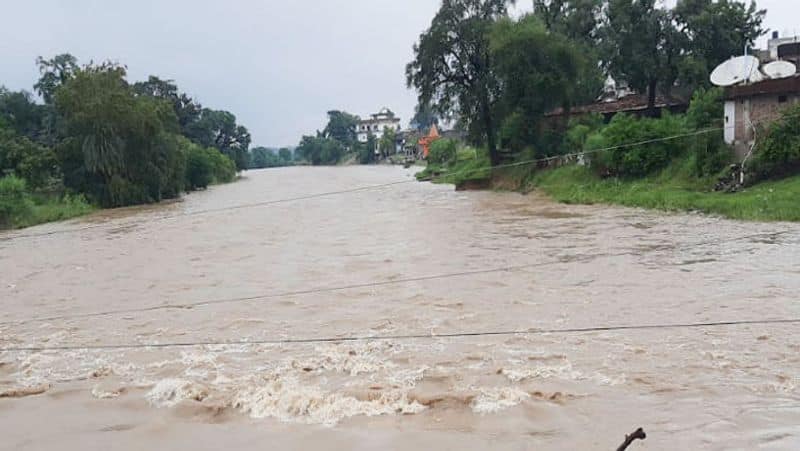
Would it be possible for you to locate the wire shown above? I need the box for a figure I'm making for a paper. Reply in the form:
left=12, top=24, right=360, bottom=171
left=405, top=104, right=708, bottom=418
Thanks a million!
left=0, top=127, right=725, bottom=242
left=4, top=229, right=792, bottom=327
left=3, top=318, right=798, bottom=353
left=1, top=255, right=599, bottom=326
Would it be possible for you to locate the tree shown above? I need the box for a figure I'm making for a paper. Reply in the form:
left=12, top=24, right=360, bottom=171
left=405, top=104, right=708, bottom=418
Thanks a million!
left=296, top=136, right=345, bottom=165
left=133, top=76, right=203, bottom=134
left=407, top=0, right=514, bottom=166
left=278, top=148, right=293, bottom=163
left=674, top=0, right=766, bottom=88
left=0, top=88, right=45, bottom=140
left=490, top=15, right=591, bottom=152
left=55, top=62, right=186, bottom=206
left=184, top=109, right=251, bottom=171
left=378, top=126, right=397, bottom=158
left=410, top=102, right=439, bottom=132
left=601, top=0, right=684, bottom=115
left=322, top=110, right=359, bottom=148
left=34, top=54, right=79, bottom=104
left=532, top=0, right=603, bottom=44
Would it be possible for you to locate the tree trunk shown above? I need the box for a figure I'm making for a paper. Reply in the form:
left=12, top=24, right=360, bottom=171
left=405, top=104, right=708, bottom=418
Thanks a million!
left=647, top=79, right=658, bottom=118
left=482, top=101, right=499, bottom=167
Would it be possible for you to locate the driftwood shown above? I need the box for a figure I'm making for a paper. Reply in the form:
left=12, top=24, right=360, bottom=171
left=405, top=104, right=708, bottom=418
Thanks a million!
left=616, top=427, right=646, bottom=451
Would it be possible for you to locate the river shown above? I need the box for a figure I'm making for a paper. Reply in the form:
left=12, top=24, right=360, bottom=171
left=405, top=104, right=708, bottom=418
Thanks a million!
left=1, top=166, right=799, bottom=450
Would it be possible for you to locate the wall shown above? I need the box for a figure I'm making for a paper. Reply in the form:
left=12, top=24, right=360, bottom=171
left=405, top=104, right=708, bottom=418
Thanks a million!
left=731, top=93, right=800, bottom=158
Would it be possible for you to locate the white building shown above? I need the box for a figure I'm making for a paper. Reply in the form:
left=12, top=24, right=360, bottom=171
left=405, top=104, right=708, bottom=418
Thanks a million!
left=356, top=107, right=401, bottom=143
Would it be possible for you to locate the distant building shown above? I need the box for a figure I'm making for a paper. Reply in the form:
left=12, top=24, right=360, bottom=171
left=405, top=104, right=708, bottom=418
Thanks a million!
left=356, top=107, right=401, bottom=144
left=545, top=93, right=689, bottom=123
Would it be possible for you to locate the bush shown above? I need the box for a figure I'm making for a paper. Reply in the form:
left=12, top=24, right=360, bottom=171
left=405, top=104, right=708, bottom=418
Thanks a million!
left=427, top=138, right=458, bottom=165
left=599, top=113, right=687, bottom=178
left=0, top=175, right=33, bottom=228
left=692, top=133, right=731, bottom=177
left=185, top=142, right=236, bottom=190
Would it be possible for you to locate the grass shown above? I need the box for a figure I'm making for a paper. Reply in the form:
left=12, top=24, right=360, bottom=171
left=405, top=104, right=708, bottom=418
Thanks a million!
left=530, top=163, right=800, bottom=222
left=3, top=193, right=95, bottom=230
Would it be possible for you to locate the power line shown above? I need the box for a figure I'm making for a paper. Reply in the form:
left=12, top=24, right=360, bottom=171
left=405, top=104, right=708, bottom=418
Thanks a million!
left=3, top=318, right=798, bottom=353
left=1, top=255, right=597, bottom=326
left=3, top=229, right=791, bottom=327
left=0, top=126, right=725, bottom=242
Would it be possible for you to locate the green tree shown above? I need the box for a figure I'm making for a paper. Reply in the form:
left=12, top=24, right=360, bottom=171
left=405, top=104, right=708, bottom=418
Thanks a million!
left=0, top=88, right=46, bottom=140
left=490, top=15, right=591, bottom=152
left=278, top=148, right=293, bottom=163
left=322, top=110, right=359, bottom=148
left=601, top=0, right=684, bottom=115
left=378, top=127, right=397, bottom=158
left=55, top=63, right=186, bottom=206
left=406, top=0, right=513, bottom=165
left=0, top=126, right=59, bottom=189
left=296, top=135, right=345, bottom=165
left=532, top=0, right=602, bottom=44
left=133, top=76, right=203, bottom=134
left=184, top=109, right=251, bottom=171
left=674, top=0, right=766, bottom=88
left=410, top=102, right=439, bottom=132
left=34, top=54, right=79, bottom=105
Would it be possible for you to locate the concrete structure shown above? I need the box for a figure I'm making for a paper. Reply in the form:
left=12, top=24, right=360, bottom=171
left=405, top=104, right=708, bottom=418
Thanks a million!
left=356, top=107, right=401, bottom=144
left=724, top=74, right=800, bottom=158
left=768, top=32, right=800, bottom=65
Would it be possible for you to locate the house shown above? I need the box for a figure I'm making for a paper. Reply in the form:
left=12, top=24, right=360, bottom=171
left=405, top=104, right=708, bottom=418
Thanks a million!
left=723, top=33, right=800, bottom=158
left=545, top=93, right=689, bottom=123
left=724, top=74, right=800, bottom=157
left=356, top=107, right=402, bottom=143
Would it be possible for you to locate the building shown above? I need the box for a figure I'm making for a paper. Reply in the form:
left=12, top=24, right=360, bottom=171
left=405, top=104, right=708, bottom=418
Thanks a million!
left=724, top=74, right=800, bottom=157
left=356, top=107, right=402, bottom=144
left=545, top=93, right=689, bottom=123
left=723, top=33, right=800, bottom=158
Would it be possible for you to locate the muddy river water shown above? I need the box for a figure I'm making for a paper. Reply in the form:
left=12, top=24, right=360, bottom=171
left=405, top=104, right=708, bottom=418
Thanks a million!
left=1, top=166, right=799, bottom=450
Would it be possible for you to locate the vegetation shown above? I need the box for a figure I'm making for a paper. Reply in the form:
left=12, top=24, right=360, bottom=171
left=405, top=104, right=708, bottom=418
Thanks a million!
left=0, top=53, right=259, bottom=229
left=249, top=146, right=294, bottom=169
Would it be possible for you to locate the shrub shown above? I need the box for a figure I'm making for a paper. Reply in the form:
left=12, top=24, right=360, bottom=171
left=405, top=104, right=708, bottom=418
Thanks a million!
left=427, top=138, right=458, bottom=165
left=186, top=145, right=214, bottom=189
left=685, top=87, right=724, bottom=129
left=0, top=175, right=33, bottom=228
left=750, top=104, right=800, bottom=180
left=600, top=113, right=686, bottom=178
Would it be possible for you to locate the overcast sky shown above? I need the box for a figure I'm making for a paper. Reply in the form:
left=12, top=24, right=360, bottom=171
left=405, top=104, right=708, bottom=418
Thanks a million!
left=1, top=1, right=796, bottom=147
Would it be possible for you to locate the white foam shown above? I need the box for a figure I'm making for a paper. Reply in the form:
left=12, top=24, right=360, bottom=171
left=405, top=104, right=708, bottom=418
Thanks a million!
left=471, top=387, right=530, bottom=414
left=146, top=379, right=208, bottom=408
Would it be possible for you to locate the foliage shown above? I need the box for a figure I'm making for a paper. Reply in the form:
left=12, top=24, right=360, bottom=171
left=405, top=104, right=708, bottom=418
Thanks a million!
left=673, top=0, right=766, bottom=87
left=0, top=125, right=59, bottom=189
left=0, top=88, right=46, bottom=140
left=490, top=15, right=592, bottom=152
left=595, top=113, right=686, bottom=177
left=184, top=108, right=251, bottom=171
left=378, top=126, right=397, bottom=158
left=685, top=87, right=724, bottom=129
left=532, top=162, right=800, bottom=222
left=250, top=146, right=293, bottom=169
left=133, top=76, right=203, bottom=135
left=296, top=135, right=345, bottom=165
left=601, top=0, right=683, bottom=113
left=406, top=0, right=511, bottom=165
left=427, top=138, right=458, bottom=165
left=360, top=134, right=377, bottom=164
left=751, top=104, right=800, bottom=180
left=323, top=110, right=360, bottom=148
left=34, top=54, right=79, bottom=105
left=410, top=103, right=439, bottom=131
left=55, top=63, right=188, bottom=207
left=0, top=175, right=33, bottom=228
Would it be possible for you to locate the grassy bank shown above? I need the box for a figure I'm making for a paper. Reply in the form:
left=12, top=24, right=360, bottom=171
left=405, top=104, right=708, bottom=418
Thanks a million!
left=415, top=146, right=800, bottom=222
left=529, top=163, right=800, bottom=222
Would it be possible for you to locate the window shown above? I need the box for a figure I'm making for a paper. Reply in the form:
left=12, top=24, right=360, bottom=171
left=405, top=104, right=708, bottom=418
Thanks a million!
left=779, top=95, right=788, bottom=103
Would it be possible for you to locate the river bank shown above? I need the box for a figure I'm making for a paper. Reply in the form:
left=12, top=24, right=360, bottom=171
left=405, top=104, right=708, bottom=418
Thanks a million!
left=421, top=156, right=800, bottom=222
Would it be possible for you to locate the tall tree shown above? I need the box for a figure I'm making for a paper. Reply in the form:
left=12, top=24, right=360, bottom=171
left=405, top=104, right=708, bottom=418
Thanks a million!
left=133, top=76, right=203, bottom=134
left=410, top=102, right=439, bottom=132
left=406, top=0, right=514, bottom=165
left=532, top=0, right=603, bottom=44
left=601, top=0, right=683, bottom=114
left=34, top=54, right=79, bottom=104
left=490, top=15, right=590, bottom=152
left=184, top=109, right=251, bottom=171
left=322, top=110, right=359, bottom=148
left=674, top=0, right=766, bottom=88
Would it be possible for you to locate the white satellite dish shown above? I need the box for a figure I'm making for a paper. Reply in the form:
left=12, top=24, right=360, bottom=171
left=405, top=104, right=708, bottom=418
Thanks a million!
left=763, top=60, right=797, bottom=79
left=710, top=55, right=761, bottom=86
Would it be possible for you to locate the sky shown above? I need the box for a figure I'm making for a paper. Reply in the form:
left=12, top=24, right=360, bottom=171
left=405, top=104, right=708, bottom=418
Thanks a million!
left=0, top=1, right=796, bottom=148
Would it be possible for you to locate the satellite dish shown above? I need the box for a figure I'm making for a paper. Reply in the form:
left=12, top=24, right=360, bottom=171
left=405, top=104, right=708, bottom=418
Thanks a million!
left=763, top=60, right=797, bottom=79
left=710, top=55, right=761, bottom=86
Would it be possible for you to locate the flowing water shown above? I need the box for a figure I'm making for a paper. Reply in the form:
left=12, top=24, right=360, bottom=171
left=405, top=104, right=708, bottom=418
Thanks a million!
left=1, top=166, right=799, bottom=450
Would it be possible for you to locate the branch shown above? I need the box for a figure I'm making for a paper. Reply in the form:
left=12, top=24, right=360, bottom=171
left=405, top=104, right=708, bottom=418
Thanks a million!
left=616, top=428, right=646, bottom=451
